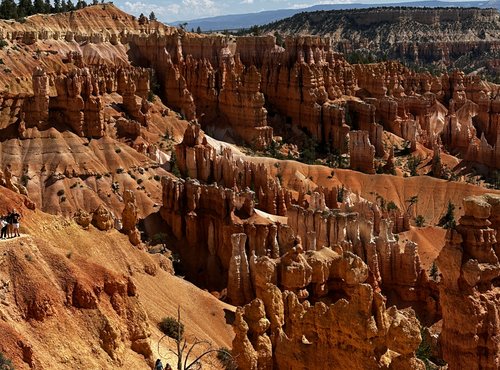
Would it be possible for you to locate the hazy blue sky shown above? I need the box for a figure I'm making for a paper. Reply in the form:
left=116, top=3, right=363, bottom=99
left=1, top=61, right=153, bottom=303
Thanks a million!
left=116, top=0, right=481, bottom=23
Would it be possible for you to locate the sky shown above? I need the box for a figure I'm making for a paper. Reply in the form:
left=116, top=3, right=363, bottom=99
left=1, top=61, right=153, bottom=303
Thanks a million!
left=115, top=0, right=482, bottom=23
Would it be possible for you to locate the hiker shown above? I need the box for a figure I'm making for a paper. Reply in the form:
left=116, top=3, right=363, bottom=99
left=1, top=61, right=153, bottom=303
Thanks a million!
left=5, top=212, right=13, bottom=239
left=0, top=216, right=8, bottom=239
left=10, top=209, right=21, bottom=238
left=154, top=359, right=163, bottom=370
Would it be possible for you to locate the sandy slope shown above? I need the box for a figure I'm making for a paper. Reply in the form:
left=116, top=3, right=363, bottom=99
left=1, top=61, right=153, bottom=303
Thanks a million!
left=0, top=187, right=234, bottom=370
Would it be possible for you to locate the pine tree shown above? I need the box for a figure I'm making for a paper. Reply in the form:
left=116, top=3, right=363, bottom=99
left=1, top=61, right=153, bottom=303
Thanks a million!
left=60, top=0, right=67, bottom=11
left=17, top=0, right=33, bottom=17
left=53, top=0, right=61, bottom=12
left=32, top=0, right=44, bottom=13
left=66, top=0, right=75, bottom=10
left=148, top=11, right=156, bottom=21
left=76, top=0, right=87, bottom=9
left=0, top=0, right=18, bottom=19
left=438, top=201, right=456, bottom=229
left=44, top=0, right=51, bottom=12
left=429, top=261, right=439, bottom=280
left=196, top=26, right=201, bottom=34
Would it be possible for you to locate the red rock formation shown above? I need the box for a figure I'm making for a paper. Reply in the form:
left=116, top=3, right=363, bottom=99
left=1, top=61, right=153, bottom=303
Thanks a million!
left=24, top=67, right=49, bottom=128
left=227, top=233, right=254, bottom=306
left=349, top=131, right=375, bottom=174
left=234, top=251, right=425, bottom=369
left=175, top=124, right=289, bottom=216
left=74, top=208, right=92, bottom=229
left=437, top=194, right=500, bottom=369
left=92, top=204, right=114, bottom=231
left=122, top=190, right=141, bottom=246
left=19, top=66, right=153, bottom=139
left=160, top=176, right=269, bottom=290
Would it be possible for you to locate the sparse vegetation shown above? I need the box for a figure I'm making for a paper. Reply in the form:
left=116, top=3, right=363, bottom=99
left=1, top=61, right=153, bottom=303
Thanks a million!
left=217, top=347, right=237, bottom=370
left=20, top=173, right=29, bottom=186
left=416, top=327, right=432, bottom=369
left=158, top=307, right=235, bottom=370
left=57, top=189, right=65, bottom=196
left=170, top=152, right=181, bottom=178
left=415, top=215, right=425, bottom=227
left=159, top=316, right=184, bottom=340
left=438, top=201, right=456, bottom=229
left=300, top=135, right=318, bottom=164
left=337, top=185, right=345, bottom=203
left=387, top=201, right=398, bottom=211
left=0, top=351, right=14, bottom=370
left=429, top=261, right=439, bottom=280
left=407, top=155, right=421, bottom=176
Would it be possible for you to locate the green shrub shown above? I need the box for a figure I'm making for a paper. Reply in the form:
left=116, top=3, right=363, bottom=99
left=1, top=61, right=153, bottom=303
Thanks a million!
left=416, top=327, right=432, bottom=368
left=387, top=201, right=398, bottom=211
left=438, top=201, right=456, bottom=229
left=217, top=347, right=237, bottom=370
left=20, top=174, right=29, bottom=186
left=147, top=90, right=155, bottom=102
left=159, top=316, right=184, bottom=340
left=0, top=351, right=14, bottom=370
left=407, top=155, right=421, bottom=176
left=429, top=261, right=439, bottom=280
left=154, top=175, right=161, bottom=181
left=0, top=40, right=7, bottom=49
left=57, top=189, right=65, bottom=196
left=415, top=215, right=425, bottom=227
left=170, top=152, right=181, bottom=177
left=115, top=147, right=121, bottom=153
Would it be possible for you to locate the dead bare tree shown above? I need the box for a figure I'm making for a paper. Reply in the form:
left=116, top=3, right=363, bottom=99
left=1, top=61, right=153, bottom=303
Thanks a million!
left=157, top=306, right=235, bottom=370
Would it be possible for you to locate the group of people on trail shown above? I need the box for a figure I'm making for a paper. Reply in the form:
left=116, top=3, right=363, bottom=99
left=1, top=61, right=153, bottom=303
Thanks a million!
left=1, top=209, right=21, bottom=239
left=155, top=359, right=172, bottom=370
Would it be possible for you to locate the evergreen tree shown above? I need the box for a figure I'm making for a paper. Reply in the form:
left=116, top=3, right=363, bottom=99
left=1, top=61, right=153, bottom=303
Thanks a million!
left=53, top=0, right=61, bottom=12
left=196, top=26, right=201, bottom=34
left=60, top=0, right=67, bottom=11
left=438, top=201, right=456, bottom=229
left=76, top=0, right=86, bottom=9
left=0, top=0, right=18, bottom=19
left=66, top=0, right=75, bottom=10
left=33, top=0, right=44, bottom=13
left=17, top=0, right=33, bottom=17
left=429, top=261, right=439, bottom=280
left=148, top=11, right=156, bottom=21
left=44, top=0, right=51, bottom=12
